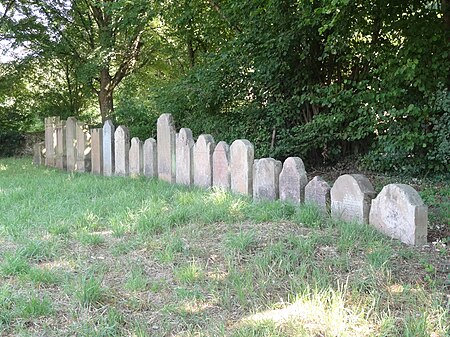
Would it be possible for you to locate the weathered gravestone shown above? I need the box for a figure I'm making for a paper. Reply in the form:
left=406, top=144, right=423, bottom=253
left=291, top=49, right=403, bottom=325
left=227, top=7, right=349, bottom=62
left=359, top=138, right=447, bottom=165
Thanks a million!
left=76, top=122, right=91, bottom=173
left=129, top=137, right=143, bottom=177
left=143, top=138, right=157, bottom=178
left=102, top=120, right=115, bottom=176
left=157, top=114, right=176, bottom=183
left=331, top=174, right=376, bottom=224
left=193, top=134, right=215, bottom=188
left=33, top=142, right=45, bottom=166
left=305, top=176, right=331, bottom=213
left=253, top=158, right=282, bottom=201
left=44, top=116, right=59, bottom=167
left=279, top=157, right=307, bottom=204
left=55, top=120, right=66, bottom=169
left=114, top=126, right=130, bottom=176
left=230, top=139, right=254, bottom=196
left=213, top=141, right=231, bottom=189
left=66, top=117, right=77, bottom=171
left=176, top=128, right=194, bottom=185
left=369, top=184, right=428, bottom=246
left=91, top=128, right=103, bottom=175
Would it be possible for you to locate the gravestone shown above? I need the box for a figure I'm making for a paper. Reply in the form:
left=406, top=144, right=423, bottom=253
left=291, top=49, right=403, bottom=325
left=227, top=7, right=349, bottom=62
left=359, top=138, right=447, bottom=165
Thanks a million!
left=176, top=128, right=194, bottom=185
left=213, top=141, right=231, bottom=189
left=143, top=138, right=157, bottom=178
left=279, top=157, right=307, bottom=204
left=193, top=134, right=215, bottom=188
left=253, top=158, right=282, bottom=201
left=102, top=120, right=115, bottom=176
left=369, top=184, right=428, bottom=246
left=157, top=113, right=176, bottom=183
left=65, top=117, right=77, bottom=171
left=305, top=176, right=331, bottom=213
left=33, top=142, right=45, bottom=165
left=55, top=120, right=66, bottom=169
left=331, top=174, right=376, bottom=224
left=44, top=116, right=59, bottom=167
left=129, top=137, right=144, bottom=177
left=230, top=139, right=254, bottom=196
left=114, top=126, right=130, bottom=176
left=76, top=121, right=91, bottom=173
left=91, top=128, right=103, bottom=175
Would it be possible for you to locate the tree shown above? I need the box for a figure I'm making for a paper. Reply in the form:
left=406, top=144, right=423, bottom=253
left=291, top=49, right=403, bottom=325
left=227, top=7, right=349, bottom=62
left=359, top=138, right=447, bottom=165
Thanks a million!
left=4, top=0, right=160, bottom=122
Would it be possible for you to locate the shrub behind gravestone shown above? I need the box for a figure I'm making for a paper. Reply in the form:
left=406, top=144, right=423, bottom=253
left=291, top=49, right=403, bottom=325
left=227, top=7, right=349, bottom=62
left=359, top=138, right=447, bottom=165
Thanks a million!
left=0, top=129, right=25, bottom=157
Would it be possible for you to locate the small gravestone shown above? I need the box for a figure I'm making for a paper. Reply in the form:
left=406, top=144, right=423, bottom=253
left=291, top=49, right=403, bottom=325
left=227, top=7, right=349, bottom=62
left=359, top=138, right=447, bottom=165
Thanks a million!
left=91, top=128, right=103, bottom=175
left=331, top=174, right=376, bottom=224
left=44, top=116, right=59, bottom=167
left=193, top=134, right=215, bottom=188
left=55, top=120, right=66, bottom=169
left=305, top=176, right=331, bottom=213
left=143, top=138, right=157, bottom=178
left=279, top=157, right=307, bottom=204
left=157, top=113, right=176, bottom=183
left=102, top=120, right=115, bottom=176
left=66, top=117, right=77, bottom=171
left=213, top=141, right=231, bottom=189
left=230, top=139, right=254, bottom=196
left=114, top=126, right=130, bottom=176
left=33, top=142, right=45, bottom=165
left=253, top=158, right=282, bottom=201
left=129, top=137, right=144, bottom=177
left=176, top=128, right=194, bottom=185
left=369, top=184, right=428, bottom=246
left=76, top=122, right=91, bottom=173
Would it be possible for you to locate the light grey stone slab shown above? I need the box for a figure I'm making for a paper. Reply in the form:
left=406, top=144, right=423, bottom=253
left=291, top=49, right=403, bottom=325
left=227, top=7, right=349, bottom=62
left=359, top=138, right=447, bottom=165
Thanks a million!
left=143, top=138, right=157, bottom=178
left=44, top=116, right=59, bottom=167
left=176, top=128, right=195, bottom=185
left=33, top=142, right=45, bottom=166
left=129, top=137, right=144, bottom=177
left=157, top=113, right=176, bottom=183
left=193, top=134, right=215, bottom=188
left=102, top=120, right=115, bottom=176
left=114, top=125, right=130, bottom=176
left=279, top=157, right=307, bottom=204
left=66, top=117, right=77, bottom=172
left=213, top=141, right=230, bottom=189
left=55, top=120, right=66, bottom=169
left=91, top=128, right=103, bottom=175
left=369, top=184, right=428, bottom=246
left=253, top=158, right=282, bottom=201
left=76, top=122, right=91, bottom=173
left=305, top=176, right=331, bottom=213
left=230, top=139, right=254, bottom=196
left=331, top=174, right=376, bottom=224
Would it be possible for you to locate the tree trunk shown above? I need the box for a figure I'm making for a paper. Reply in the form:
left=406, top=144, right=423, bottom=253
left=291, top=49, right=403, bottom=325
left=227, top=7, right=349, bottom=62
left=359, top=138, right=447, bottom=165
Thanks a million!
left=98, top=68, right=114, bottom=123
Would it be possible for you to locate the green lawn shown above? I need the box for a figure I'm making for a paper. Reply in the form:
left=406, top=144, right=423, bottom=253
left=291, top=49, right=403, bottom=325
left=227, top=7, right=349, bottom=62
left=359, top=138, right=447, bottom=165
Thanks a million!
left=0, top=157, right=448, bottom=336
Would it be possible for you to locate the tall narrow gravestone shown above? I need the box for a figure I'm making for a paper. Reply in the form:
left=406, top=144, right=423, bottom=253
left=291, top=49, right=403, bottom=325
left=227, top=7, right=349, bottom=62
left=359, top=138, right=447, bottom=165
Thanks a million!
left=230, top=139, right=254, bottom=196
left=44, top=116, right=59, bottom=167
left=91, top=128, right=103, bottom=175
left=213, top=141, right=231, bottom=189
left=115, top=126, right=130, bottom=176
left=331, top=174, right=376, bottom=224
left=102, top=120, right=115, bottom=176
left=55, top=120, right=66, bottom=169
left=176, top=128, right=195, bottom=185
left=157, top=114, right=176, bottom=183
left=33, top=142, right=45, bottom=166
left=129, top=137, right=144, bottom=177
left=369, top=184, right=428, bottom=246
left=66, top=117, right=77, bottom=172
left=76, top=122, right=91, bottom=173
left=193, top=134, right=215, bottom=188
left=143, top=138, right=157, bottom=178
left=279, top=157, right=307, bottom=204
left=305, top=176, right=331, bottom=213
left=253, top=158, right=282, bottom=201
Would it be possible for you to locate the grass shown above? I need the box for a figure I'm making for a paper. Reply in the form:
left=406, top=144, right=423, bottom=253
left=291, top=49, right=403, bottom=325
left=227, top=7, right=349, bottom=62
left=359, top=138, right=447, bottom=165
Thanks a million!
left=0, top=157, right=448, bottom=336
